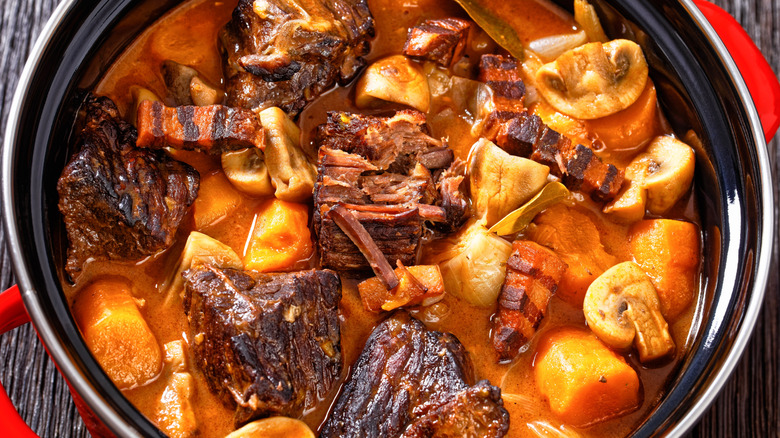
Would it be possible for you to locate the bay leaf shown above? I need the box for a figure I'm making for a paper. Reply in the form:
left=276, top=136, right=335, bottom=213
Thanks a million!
left=488, top=181, right=569, bottom=236
left=454, top=0, right=525, bottom=61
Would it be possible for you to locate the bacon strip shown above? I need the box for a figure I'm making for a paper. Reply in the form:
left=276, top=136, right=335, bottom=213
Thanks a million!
left=498, top=112, right=624, bottom=201
left=477, top=55, right=624, bottom=202
left=403, top=18, right=471, bottom=67
left=492, top=240, right=567, bottom=362
left=479, top=55, right=526, bottom=115
left=136, top=100, right=264, bottom=154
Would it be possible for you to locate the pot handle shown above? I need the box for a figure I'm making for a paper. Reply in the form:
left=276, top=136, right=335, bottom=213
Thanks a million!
left=0, top=285, right=39, bottom=438
left=694, top=0, right=780, bottom=141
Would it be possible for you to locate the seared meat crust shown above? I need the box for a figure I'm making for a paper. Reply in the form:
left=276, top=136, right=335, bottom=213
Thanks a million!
left=183, top=266, right=342, bottom=426
left=220, top=0, right=375, bottom=115
left=57, top=95, right=199, bottom=279
left=321, top=312, right=509, bottom=438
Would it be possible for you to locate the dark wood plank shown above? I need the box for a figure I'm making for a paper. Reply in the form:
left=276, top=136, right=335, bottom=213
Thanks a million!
left=0, top=0, right=90, bottom=436
left=0, top=0, right=776, bottom=437
left=688, top=1, right=780, bottom=436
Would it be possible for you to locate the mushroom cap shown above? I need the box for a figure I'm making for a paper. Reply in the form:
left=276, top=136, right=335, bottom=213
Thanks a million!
left=583, top=261, right=675, bottom=363
left=536, top=39, right=649, bottom=120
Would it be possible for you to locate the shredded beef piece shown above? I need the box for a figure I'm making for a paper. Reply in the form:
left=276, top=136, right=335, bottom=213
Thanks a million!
left=321, top=312, right=509, bottom=438
left=183, top=266, right=342, bottom=426
left=313, top=111, right=466, bottom=272
left=435, top=159, right=470, bottom=233
left=492, top=241, right=567, bottom=361
left=403, top=18, right=471, bottom=67
left=57, top=95, right=199, bottom=279
left=135, top=101, right=264, bottom=154
left=220, top=0, right=374, bottom=115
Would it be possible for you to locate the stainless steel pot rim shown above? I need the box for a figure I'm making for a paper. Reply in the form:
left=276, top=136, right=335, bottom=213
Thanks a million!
left=664, top=1, right=774, bottom=435
left=0, top=0, right=143, bottom=436
left=0, top=1, right=773, bottom=437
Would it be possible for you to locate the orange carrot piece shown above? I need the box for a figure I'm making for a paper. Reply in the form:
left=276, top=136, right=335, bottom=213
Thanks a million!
left=244, top=199, right=313, bottom=272
left=359, top=265, right=445, bottom=312
left=628, top=219, right=700, bottom=320
left=587, top=80, right=658, bottom=153
left=193, top=170, right=244, bottom=230
left=535, top=327, right=640, bottom=428
left=72, top=278, right=162, bottom=389
left=526, top=204, right=617, bottom=307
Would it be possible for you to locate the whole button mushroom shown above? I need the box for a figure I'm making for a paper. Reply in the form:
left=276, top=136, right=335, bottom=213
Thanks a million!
left=583, top=261, right=675, bottom=363
left=536, top=39, right=649, bottom=119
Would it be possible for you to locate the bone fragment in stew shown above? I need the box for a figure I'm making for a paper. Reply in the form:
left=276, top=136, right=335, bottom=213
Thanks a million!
left=327, top=204, right=400, bottom=290
left=492, top=240, right=568, bottom=361
left=403, top=18, right=471, bottom=67
left=135, top=100, right=264, bottom=154
left=320, top=312, right=510, bottom=437
left=57, top=95, right=199, bottom=279
left=220, top=0, right=375, bottom=115
left=183, top=266, right=342, bottom=427
left=313, top=111, right=467, bottom=271
left=477, top=55, right=624, bottom=201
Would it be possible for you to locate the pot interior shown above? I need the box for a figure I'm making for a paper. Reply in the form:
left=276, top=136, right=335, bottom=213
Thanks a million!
left=4, top=0, right=765, bottom=436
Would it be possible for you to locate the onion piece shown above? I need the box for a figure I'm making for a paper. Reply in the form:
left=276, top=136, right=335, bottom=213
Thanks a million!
left=528, top=30, right=588, bottom=62
left=526, top=421, right=584, bottom=438
left=574, top=0, right=609, bottom=43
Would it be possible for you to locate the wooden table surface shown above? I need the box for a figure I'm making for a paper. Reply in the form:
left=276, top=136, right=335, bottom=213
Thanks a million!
left=0, top=0, right=777, bottom=436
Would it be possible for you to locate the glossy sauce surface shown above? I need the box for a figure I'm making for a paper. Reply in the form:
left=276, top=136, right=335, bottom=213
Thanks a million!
left=70, top=0, right=704, bottom=437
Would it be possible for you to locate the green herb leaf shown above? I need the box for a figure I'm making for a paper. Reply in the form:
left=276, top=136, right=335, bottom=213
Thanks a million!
left=488, top=182, right=569, bottom=236
left=454, top=0, right=525, bottom=61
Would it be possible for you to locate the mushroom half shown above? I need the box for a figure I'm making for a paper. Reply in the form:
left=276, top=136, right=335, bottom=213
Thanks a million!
left=583, top=261, right=675, bottom=363
left=536, top=39, right=649, bottom=119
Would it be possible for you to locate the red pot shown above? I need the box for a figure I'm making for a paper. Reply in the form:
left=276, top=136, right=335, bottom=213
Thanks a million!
left=1, top=0, right=778, bottom=436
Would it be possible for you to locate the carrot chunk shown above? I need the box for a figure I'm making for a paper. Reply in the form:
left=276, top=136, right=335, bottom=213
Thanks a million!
left=244, top=199, right=313, bottom=272
left=72, top=278, right=162, bottom=389
left=359, top=264, right=445, bottom=312
left=587, top=80, right=658, bottom=153
left=628, top=219, right=700, bottom=320
left=534, top=327, right=640, bottom=428
left=193, top=170, right=244, bottom=230
left=526, top=204, right=617, bottom=307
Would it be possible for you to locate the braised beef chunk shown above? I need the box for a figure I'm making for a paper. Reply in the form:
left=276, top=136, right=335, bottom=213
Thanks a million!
left=135, top=100, right=264, bottom=153
left=403, top=18, right=471, bottom=67
left=316, top=110, right=448, bottom=172
left=220, top=0, right=374, bottom=115
left=320, top=312, right=509, bottom=438
left=183, top=266, right=342, bottom=426
left=313, top=111, right=466, bottom=272
left=492, top=241, right=567, bottom=361
left=57, top=95, right=199, bottom=279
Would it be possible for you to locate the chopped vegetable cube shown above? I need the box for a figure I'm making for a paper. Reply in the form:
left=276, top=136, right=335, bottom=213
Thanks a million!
left=359, top=264, right=445, bottom=312
left=244, top=199, right=313, bottom=272
left=534, top=327, right=640, bottom=427
left=72, top=278, right=161, bottom=389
